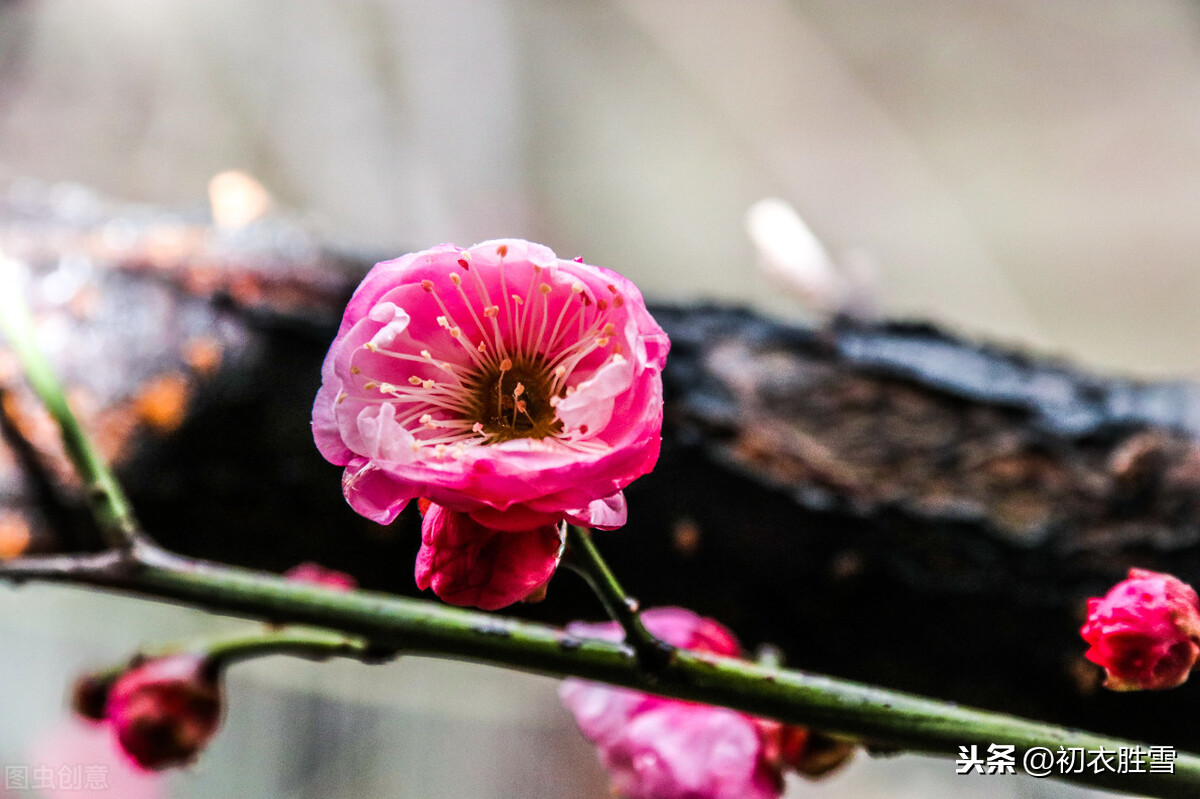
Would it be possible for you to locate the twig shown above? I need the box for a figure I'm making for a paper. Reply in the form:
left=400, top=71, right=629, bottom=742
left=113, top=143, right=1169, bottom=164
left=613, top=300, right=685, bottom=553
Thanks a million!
left=0, top=387, right=93, bottom=550
left=0, top=261, right=146, bottom=549
left=563, top=524, right=672, bottom=672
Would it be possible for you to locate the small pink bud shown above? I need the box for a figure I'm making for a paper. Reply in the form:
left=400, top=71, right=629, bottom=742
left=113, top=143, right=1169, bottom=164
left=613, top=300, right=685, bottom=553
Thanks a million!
left=415, top=503, right=562, bottom=611
left=105, top=654, right=222, bottom=770
left=1080, top=568, right=1200, bottom=691
left=284, top=561, right=357, bottom=591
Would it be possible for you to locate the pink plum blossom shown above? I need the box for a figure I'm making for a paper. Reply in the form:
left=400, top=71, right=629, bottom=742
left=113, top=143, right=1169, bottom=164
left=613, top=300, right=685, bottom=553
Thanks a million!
left=312, top=239, right=668, bottom=531
left=560, top=608, right=851, bottom=798
left=1081, top=568, right=1200, bottom=691
left=312, top=240, right=667, bottom=607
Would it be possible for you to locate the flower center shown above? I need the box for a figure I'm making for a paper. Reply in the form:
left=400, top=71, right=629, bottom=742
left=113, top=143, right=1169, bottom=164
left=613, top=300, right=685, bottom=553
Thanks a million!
left=466, top=356, right=563, bottom=443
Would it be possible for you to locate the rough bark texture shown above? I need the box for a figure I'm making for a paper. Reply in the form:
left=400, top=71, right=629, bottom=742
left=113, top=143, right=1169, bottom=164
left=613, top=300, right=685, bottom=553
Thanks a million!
left=4, top=183, right=1200, bottom=747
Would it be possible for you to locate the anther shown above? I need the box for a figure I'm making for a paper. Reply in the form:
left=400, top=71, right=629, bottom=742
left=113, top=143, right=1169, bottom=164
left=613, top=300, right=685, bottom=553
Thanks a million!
left=450, top=273, right=462, bottom=286
left=421, top=279, right=435, bottom=292
left=539, top=284, right=552, bottom=295
left=484, top=305, right=499, bottom=317
left=350, top=365, right=361, bottom=374
left=500, top=358, right=513, bottom=372
left=408, top=376, right=423, bottom=386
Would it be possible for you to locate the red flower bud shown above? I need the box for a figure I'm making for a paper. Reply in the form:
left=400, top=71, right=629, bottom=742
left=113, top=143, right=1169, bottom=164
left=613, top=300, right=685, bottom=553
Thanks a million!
left=1080, top=568, right=1200, bottom=691
left=284, top=561, right=357, bottom=591
left=105, top=654, right=222, bottom=770
left=415, top=503, right=562, bottom=611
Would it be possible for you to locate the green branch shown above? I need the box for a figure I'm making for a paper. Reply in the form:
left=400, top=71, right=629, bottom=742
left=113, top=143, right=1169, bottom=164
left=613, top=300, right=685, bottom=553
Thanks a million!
left=1, top=548, right=1198, bottom=796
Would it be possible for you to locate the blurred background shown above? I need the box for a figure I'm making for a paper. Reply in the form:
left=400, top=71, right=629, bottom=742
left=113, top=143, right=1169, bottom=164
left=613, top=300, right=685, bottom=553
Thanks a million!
left=3, top=1, right=1200, bottom=796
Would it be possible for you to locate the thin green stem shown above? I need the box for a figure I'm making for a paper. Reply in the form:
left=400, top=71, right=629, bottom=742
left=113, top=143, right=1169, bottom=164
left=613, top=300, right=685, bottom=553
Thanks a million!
left=0, top=266, right=145, bottom=549
left=563, top=525, right=671, bottom=671
left=81, top=627, right=372, bottom=687
left=194, top=627, right=371, bottom=667
left=2, top=550, right=1198, bottom=797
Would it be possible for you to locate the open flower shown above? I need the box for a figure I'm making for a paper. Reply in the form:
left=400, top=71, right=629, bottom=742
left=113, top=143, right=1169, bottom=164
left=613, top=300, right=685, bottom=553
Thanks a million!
left=312, top=240, right=667, bottom=530
left=1081, top=568, right=1200, bottom=691
left=560, top=608, right=852, bottom=799
left=313, top=240, right=667, bottom=608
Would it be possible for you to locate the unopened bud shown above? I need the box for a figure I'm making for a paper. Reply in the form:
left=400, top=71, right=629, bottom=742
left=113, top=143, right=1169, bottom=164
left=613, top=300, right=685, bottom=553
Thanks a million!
left=1081, top=568, right=1200, bottom=691
left=105, top=654, right=222, bottom=770
left=284, top=562, right=357, bottom=592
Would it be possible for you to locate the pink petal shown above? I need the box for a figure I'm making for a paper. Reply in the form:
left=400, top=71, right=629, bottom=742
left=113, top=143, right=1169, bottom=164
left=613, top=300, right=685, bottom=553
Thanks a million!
left=565, top=492, right=628, bottom=530
left=602, top=703, right=777, bottom=799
